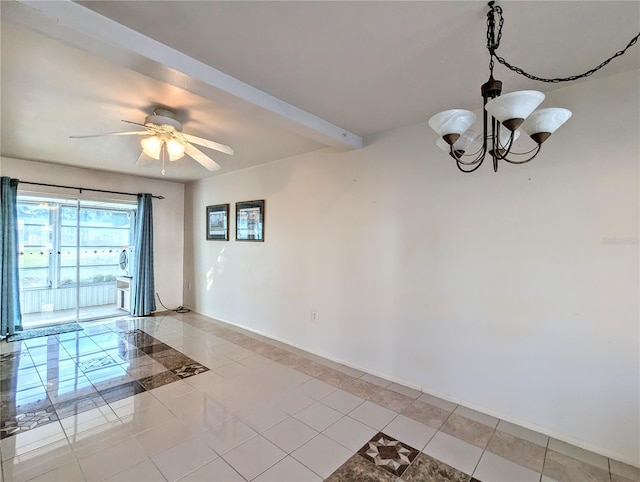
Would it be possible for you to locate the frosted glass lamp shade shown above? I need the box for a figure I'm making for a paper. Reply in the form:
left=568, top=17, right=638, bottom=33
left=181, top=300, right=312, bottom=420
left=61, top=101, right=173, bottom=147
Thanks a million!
left=428, top=109, right=476, bottom=138
left=166, top=138, right=186, bottom=160
left=141, top=136, right=162, bottom=160
left=498, top=128, right=521, bottom=147
left=437, top=130, right=480, bottom=153
left=521, top=108, right=572, bottom=144
left=485, top=91, right=545, bottom=129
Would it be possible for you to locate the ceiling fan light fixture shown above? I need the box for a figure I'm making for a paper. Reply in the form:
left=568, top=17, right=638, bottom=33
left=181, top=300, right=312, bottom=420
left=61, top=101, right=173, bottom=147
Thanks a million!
left=141, top=135, right=162, bottom=159
left=166, top=138, right=186, bottom=160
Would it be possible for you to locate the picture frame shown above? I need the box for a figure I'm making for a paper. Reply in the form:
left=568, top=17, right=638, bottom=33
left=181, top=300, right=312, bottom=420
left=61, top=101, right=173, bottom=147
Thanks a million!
left=236, top=200, right=265, bottom=241
left=206, top=204, right=229, bottom=240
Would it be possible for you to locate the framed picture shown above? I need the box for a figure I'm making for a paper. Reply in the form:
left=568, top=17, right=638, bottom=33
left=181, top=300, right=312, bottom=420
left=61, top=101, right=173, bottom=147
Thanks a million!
left=206, top=204, right=229, bottom=240
left=236, top=200, right=265, bottom=241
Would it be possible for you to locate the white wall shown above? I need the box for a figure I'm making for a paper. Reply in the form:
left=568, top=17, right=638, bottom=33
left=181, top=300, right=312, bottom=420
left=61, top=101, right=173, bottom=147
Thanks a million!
left=183, top=70, right=639, bottom=465
left=1, top=157, right=185, bottom=311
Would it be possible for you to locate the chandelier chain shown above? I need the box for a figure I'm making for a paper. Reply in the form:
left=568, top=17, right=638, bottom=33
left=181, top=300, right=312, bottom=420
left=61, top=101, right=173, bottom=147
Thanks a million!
left=487, top=3, right=640, bottom=84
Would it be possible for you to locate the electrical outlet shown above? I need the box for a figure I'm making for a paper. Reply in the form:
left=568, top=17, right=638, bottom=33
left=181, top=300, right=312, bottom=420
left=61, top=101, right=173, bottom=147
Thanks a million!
left=311, top=310, right=319, bottom=323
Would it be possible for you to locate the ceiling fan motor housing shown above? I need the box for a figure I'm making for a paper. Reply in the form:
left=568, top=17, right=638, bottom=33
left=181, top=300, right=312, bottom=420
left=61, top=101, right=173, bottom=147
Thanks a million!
left=145, top=109, right=182, bottom=131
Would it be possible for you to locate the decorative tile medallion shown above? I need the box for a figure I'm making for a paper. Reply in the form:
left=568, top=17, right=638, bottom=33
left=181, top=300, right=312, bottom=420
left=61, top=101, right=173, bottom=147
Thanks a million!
left=173, top=363, right=209, bottom=378
left=357, top=432, right=419, bottom=477
left=0, top=405, right=58, bottom=438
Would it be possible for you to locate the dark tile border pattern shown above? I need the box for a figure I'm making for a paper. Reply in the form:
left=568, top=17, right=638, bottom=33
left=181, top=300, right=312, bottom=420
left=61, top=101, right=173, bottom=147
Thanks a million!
left=0, top=328, right=208, bottom=439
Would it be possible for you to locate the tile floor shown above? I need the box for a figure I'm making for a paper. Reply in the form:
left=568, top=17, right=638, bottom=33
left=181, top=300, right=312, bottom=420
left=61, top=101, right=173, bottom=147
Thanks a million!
left=0, top=312, right=638, bottom=482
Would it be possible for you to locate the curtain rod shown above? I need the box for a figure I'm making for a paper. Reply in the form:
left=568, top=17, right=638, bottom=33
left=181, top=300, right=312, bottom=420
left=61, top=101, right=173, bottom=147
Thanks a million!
left=17, top=181, right=165, bottom=200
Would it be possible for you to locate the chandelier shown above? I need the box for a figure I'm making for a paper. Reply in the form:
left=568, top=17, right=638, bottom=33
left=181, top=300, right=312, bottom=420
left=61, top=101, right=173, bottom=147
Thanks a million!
left=429, top=2, right=639, bottom=173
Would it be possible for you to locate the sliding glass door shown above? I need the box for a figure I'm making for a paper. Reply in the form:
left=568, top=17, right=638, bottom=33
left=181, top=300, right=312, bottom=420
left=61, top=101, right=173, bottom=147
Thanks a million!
left=17, top=195, right=137, bottom=327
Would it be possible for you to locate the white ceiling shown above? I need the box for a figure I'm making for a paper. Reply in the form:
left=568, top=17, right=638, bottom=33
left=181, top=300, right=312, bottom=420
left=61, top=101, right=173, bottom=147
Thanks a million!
left=2, top=1, right=639, bottom=182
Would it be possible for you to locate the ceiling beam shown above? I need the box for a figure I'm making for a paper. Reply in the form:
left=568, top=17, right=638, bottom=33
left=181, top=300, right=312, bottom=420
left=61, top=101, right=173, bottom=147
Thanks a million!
left=6, top=0, right=363, bottom=150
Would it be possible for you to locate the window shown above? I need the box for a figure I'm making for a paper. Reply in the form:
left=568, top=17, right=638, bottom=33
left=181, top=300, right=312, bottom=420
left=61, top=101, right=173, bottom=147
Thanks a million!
left=17, top=197, right=136, bottom=290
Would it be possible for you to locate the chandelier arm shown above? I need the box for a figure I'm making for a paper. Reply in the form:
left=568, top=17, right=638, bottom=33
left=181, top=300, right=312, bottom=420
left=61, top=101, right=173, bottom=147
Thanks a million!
left=450, top=143, right=487, bottom=166
left=456, top=158, right=485, bottom=173
left=487, top=2, right=640, bottom=84
left=502, top=144, right=542, bottom=164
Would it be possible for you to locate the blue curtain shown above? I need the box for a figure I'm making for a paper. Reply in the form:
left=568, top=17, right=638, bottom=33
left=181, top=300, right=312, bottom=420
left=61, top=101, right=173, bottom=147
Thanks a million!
left=131, top=193, right=156, bottom=316
left=1, top=177, right=23, bottom=337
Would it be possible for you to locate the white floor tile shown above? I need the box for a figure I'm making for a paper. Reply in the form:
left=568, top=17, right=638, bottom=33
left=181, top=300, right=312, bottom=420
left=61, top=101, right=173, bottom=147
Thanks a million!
left=2, top=440, right=76, bottom=482
left=262, top=417, right=318, bottom=453
left=296, top=379, right=336, bottom=400
left=77, top=436, right=147, bottom=481
left=149, top=380, right=195, bottom=404
left=67, top=424, right=132, bottom=460
left=103, top=459, right=166, bottom=482
left=182, top=370, right=227, bottom=391
left=382, top=414, right=436, bottom=451
left=322, top=416, right=377, bottom=452
left=473, top=451, right=541, bottom=482
left=26, top=460, right=86, bottom=482
left=293, top=402, right=344, bottom=432
left=200, top=417, right=257, bottom=455
left=291, top=434, right=352, bottom=479
left=108, top=391, right=161, bottom=412
left=134, top=417, right=195, bottom=456
left=424, top=431, right=483, bottom=475
left=272, top=390, right=315, bottom=415
left=1, top=421, right=66, bottom=461
left=238, top=402, right=289, bottom=433
left=222, top=435, right=286, bottom=481
left=348, top=401, right=397, bottom=430
left=320, top=389, right=365, bottom=414
left=178, top=458, right=245, bottom=481
left=116, top=403, right=177, bottom=435
left=152, top=434, right=218, bottom=482
left=254, top=455, right=322, bottom=482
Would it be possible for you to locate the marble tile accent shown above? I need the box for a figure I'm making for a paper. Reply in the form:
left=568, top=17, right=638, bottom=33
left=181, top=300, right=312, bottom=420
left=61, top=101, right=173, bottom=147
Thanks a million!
left=417, top=392, right=458, bottom=412
left=547, top=438, right=609, bottom=470
left=137, top=370, right=181, bottom=390
left=453, top=406, right=499, bottom=428
left=402, top=399, right=452, bottom=430
left=317, top=368, right=356, bottom=389
left=326, top=453, right=396, bottom=482
left=0, top=403, right=58, bottom=439
left=357, top=431, right=419, bottom=477
left=495, top=419, right=548, bottom=446
left=486, top=429, right=546, bottom=472
left=610, top=459, right=640, bottom=481
left=359, top=373, right=392, bottom=388
left=370, top=389, right=415, bottom=413
left=342, top=378, right=384, bottom=400
left=387, top=383, right=422, bottom=400
left=401, top=452, right=472, bottom=482
left=439, top=413, right=496, bottom=449
left=543, top=449, right=610, bottom=482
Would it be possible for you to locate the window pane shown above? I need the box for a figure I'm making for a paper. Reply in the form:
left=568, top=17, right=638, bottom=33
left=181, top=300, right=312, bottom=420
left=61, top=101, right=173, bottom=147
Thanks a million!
left=80, top=266, right=118, bottom=285
left=59, top=267, right=77, bottom=286
left=19, top=249, right=51, bottom=269
left=19, top=268, right=49, bottom=289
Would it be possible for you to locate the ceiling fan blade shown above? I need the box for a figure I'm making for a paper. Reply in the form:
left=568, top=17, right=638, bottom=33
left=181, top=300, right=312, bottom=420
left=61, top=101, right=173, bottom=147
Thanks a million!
left=182, top=133, right=234, bottom=156
left=185, top=144, right=221, bottom=171
left=134, top=151, right=156, bottom=168
left=121, top=120, right=149, bottom=129
left=70, top=131, right=148, bottom=139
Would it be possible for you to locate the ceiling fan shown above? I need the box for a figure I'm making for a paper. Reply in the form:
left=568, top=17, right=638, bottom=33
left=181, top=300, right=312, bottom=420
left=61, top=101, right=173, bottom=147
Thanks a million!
left=70, top=108, right=233, bottom=174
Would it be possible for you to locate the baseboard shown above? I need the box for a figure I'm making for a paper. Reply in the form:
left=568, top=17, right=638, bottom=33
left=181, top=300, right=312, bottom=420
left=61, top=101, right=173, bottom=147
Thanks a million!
left=190, top=310, right=640, bottom=468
